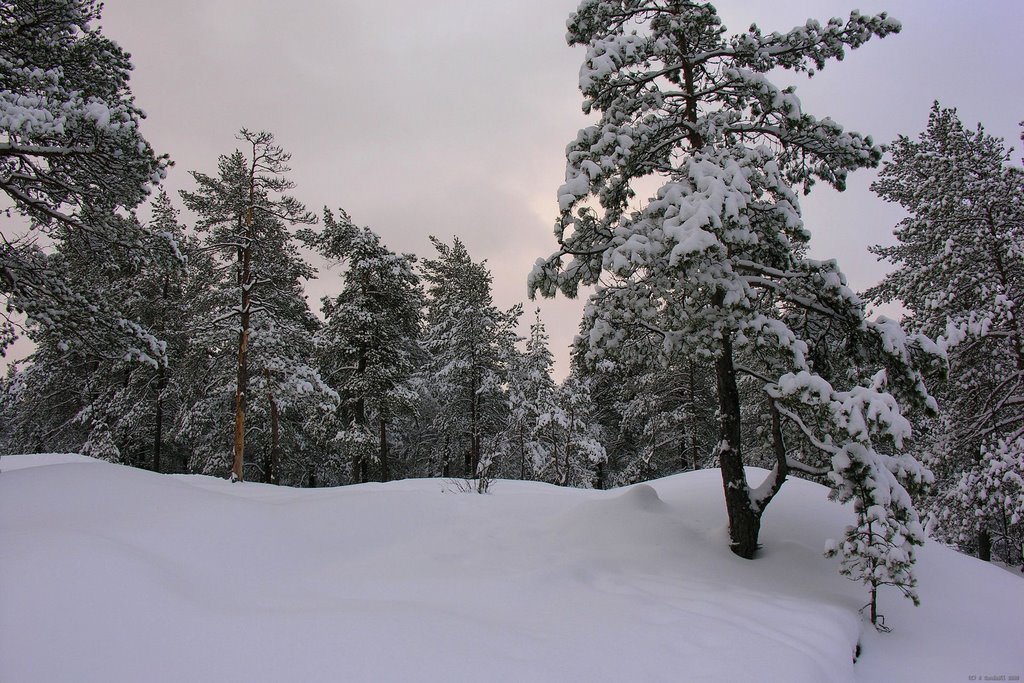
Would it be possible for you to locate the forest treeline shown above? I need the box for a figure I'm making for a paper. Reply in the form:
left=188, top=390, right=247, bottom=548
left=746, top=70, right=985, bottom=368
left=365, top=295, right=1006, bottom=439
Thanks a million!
left=2, top=0, right=1022, bottom=625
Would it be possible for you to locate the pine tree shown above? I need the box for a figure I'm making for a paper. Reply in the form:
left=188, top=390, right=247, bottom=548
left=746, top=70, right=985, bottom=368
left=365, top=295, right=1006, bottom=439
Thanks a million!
left=303, top=208, right=423, bottom=483
left=497, top=309, right=560, bottom=481
left=573, top=297, right=718, bottom=485
left=547, top=373, right=607, bottom=488
left=180, top=130, right=322, bottom=482
left=529, top=0, right=939, bottom=622
left=868, top=104, right=1024, bottom=565
left=0, top=195, right=201, bottom=469
left=420, top=237, right=520, bottom=479
left=1, top=0, right=171, bottom=362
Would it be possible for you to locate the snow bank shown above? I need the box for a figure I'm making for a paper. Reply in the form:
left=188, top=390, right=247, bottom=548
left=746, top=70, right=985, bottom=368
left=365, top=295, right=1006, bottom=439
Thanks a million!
left=1, top=455, right=1021, bottom=682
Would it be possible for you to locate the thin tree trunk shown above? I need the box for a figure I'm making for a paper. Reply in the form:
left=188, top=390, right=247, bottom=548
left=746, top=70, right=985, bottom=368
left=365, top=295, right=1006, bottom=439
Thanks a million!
left=152, top=364, right=165, bottom=473
left=689, top=359, right=699, bottom=469
left=679, top=422, right=689, bottom=472
left=441, top=436, right=450, bottom=478
left=266, top=367, right=280, bottom=486
left=379, top=417, right=390, bottom=483
left=561, top=408, right=573, bottom=487
left=519, top=423, right=526, bottom=480
left=468, top=376, right=479, bottom=476
left=152, top=273, right=170, bottom=475
left=354, top=348, right=368, bottom=484
left=973, top=444, right=992, bottom=562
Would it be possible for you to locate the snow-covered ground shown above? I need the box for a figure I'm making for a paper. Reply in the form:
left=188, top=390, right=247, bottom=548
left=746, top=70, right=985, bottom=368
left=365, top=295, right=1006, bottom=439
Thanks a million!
left=1, top=454, right=1021, bottom=682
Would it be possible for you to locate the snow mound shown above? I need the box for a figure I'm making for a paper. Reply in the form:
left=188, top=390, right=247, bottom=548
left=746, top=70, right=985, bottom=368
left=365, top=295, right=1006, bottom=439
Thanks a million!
left=0, top=452, right=101, bottom=471
left=1, top=456, right=1021, bottom=682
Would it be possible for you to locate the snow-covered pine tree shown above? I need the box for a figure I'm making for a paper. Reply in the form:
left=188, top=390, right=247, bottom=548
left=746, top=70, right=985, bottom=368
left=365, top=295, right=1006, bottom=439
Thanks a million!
left=180, top=131, right=328, bottom=482
left=1, top=0, right=171, bottom=362
left=572, top=292, right=718, bottom=485
left=495, top=309, right=560, bottom=481
left=545, top=373, right=606, bottom=488
left=529, top=2, right=940, bottom=623
left=302, top=208, right=423, bottom=483
left=420, top=237, right=520, bottom=480
left=868, top=104, right=1024, bottom=565
left=0, top=194, right=200, bottom=469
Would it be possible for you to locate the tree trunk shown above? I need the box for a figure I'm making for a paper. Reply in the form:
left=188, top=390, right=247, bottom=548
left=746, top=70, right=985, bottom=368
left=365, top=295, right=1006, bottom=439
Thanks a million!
left=152, top=364, right=165, bottom=473
left=266, top=367, right=280, bottom=486
left=353, top=349, right=368, bottom=484
left=519, top=423, right=526, bottom=480
left=379, top=417, right=390, bottom=483
left=978, top=527, right=992, bottom=562
left=689, top=359, right=699, bottom=469
left=714, top=324, right=760, bottom=559
left=679, top=420, right=689, bottom=472
left=468, top=377, right=479, bottom=476
left=230, top=232, right=252, bottom=483
left=562, top=407, right=574, bottom=487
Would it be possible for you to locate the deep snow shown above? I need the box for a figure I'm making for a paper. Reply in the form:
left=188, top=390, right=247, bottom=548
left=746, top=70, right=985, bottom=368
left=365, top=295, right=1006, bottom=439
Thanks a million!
left=1, top=454, right=1021, bottom=682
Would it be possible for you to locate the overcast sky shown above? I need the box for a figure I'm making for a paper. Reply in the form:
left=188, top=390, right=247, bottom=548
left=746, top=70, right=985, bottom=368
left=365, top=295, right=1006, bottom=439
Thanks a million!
left=8, top=1, right=1022, bottom=377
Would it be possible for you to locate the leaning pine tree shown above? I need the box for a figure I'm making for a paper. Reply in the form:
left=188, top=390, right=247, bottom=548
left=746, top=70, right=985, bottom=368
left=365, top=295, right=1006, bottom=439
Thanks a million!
left=529, top=0, right=941, bottom=624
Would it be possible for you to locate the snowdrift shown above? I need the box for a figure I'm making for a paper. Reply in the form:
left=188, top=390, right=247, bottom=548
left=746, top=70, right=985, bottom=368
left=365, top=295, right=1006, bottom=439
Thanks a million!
left=1, top=454, right=1021, bottom=682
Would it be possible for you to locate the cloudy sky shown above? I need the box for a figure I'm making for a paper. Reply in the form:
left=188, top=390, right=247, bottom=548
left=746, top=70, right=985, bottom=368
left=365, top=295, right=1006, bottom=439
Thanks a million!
left=14, top=0, right=1023, bottom=377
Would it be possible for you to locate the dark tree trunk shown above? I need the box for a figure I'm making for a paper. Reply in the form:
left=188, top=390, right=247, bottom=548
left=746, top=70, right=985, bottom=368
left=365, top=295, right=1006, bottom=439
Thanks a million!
left=266, top=368, right=280, bottom=486
left=714, top=325, right=760, bottom=559
left=978, top=527, right=992, bottom=562
left=679, top=421, right=689, bottom=472
left=354, top=349, right=368, bottom=484
left=379, top=417, right=390, bottom=483
left=689, top=359, right=699, bottom=469
left=561, top=407, right=574, bottom=487
left=519, top=423, right=526, bottom=480
left=152, top=364, right=165, bottom=473
left=468, top=375, right=480, bottom=476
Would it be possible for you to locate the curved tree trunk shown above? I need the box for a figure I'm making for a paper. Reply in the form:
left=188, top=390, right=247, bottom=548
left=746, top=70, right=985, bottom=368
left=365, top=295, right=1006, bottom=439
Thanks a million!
left=715, top=327, right=761, bottom=559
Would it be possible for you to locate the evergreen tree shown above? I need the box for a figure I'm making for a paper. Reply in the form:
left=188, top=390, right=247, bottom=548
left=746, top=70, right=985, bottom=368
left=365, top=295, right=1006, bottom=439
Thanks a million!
left=180, top=130, right=326, bottom=482
left=868, top=104, right=1024, bottom=565
left=1, top=0, right=171, bottom=362
left=546, top=373, right=607, bottom=488
left=573, top=297, right=718, bottom=485
left=495, top=309, right=560, bottom=481
left=420, top=237, right=520, bottom=479
left=529, top=0, right=939, bottom=622
left=303, top=208, right=423, bottom=483
left=0, top=195, right=202, bottom=469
